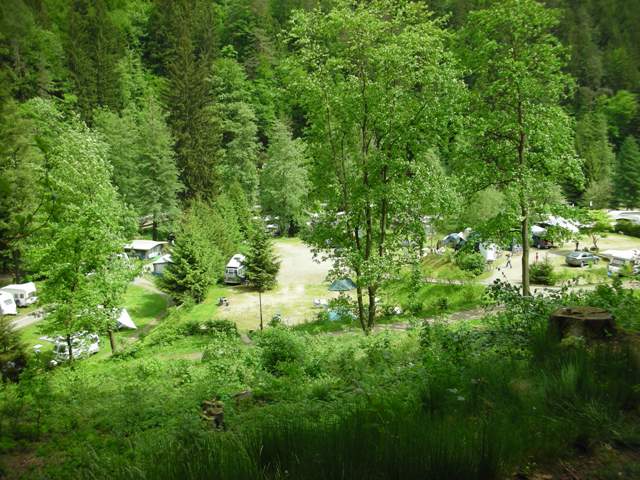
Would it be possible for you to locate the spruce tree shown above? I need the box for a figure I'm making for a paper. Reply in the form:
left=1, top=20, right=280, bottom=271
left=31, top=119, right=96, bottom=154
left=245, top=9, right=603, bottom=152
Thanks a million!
left=137, top=97, right=182, bottom=240
left=243, top=224, right=280, bottom=330
left=615, top=136, right=640, bottom=208
left=160, top=207, right=221, bottom=303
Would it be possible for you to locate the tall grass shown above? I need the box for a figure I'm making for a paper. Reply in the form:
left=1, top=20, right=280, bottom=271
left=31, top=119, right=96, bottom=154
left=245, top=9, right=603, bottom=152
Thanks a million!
left=95, top=404, right=516, bottom=480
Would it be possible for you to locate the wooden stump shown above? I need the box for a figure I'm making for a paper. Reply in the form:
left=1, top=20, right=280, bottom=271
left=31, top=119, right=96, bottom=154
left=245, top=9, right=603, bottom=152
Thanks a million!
left=549, top=307, right=615, bottom=340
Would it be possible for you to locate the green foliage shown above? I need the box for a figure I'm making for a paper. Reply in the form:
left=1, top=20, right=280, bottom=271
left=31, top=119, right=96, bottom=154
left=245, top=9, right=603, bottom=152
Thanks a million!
left=32, top=102, right=131, bottom=347
left=460, top=0, right=581, bottom=295
left=575, top=111, right=615, bottom=206
left=614, top=219, right=640, bottom=238
left=260, top=120, right=310, bottom=235
left=95, top=95, right=181, bottom=239
left=65, top=0, right=125, bottom=122
left=290, top=0, right=463, bottom=331
left=614, top=136, right=640, bottom=208
left=158, top=0, right=222, bottom=199
left=243, top=225, right=280, bottom=292
left=160, top=203, right=223, bottom=303
left=211, top=56, right=260, bottom=198
left=529, top=260, right=556, bottom=286
left=454, top=251, right=485, bottom=276
left=0, top=315, right=27, bottom=382
left=256, top=326, right=304, bottom=375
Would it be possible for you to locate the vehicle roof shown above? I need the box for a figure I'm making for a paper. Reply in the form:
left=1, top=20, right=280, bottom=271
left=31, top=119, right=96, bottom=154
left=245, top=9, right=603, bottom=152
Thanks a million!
left=1, top=282, right=36, bottom=292
left=226, top=254, right=245, bottom=268
left=124, top=240, right=167, bottom=251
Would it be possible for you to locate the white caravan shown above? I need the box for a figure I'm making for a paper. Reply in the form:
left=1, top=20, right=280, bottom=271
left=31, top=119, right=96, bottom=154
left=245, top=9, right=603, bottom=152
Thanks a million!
left=0, top=282, right=37, bottom=307
left=0, top=291, right=17, bottom=315
left=224, top=254, right=247, bottom=284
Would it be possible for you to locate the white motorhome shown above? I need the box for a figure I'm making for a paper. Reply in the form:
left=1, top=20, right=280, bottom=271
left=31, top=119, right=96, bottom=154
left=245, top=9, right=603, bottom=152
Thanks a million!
left=224, top=254, right=246, bottom=284
left=602, top=249, right=640, bottom=276
left=1, top=282, right=37, bottom=307
left=0, top=291, right=17, bottom=315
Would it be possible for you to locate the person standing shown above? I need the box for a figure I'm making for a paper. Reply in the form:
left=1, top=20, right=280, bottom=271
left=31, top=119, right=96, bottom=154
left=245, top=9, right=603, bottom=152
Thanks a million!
left=505, top=252, right=513, bottom=269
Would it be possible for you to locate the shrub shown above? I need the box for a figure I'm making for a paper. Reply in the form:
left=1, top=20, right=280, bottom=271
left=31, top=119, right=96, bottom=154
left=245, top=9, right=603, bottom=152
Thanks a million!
left=615, top=220, right=640, bottom=238
left=256, top=327, right=305, bottom=375
left=202, top=319, right=239, bottom=337
left=455, top=251, right=486, bottom=276
left=529, top=260, right=555, bottom=285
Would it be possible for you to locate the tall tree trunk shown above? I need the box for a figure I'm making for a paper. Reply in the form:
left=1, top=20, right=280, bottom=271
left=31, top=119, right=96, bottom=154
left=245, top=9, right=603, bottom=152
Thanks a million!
left=152, top=215, right=158, bottom=241
left=66, top=333, right=74, bottom=362
left=11, top=249, right=22, bottom=283
left=356, top=284, right=367, bottom=333
left=108, top=329, right=116, bottom=354
left=258, top=290, right=263, bottom=331
left=367, top=287, right=377, bottom=330
left=521, top=204, right=531, bottom=296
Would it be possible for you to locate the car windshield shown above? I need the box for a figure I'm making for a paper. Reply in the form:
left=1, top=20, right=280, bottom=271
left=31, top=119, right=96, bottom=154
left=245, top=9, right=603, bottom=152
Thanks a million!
left=568, top=252, right=583, bottom=258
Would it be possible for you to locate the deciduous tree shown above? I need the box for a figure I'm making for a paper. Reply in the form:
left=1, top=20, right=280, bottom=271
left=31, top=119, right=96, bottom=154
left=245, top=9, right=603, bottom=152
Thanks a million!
left=288, top=0, right=463, bottom=331
left=460, top=0, right=582, bottom=295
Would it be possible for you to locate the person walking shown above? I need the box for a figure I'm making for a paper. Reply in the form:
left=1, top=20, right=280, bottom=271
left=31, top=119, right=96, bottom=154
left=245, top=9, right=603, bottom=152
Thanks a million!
left=505, top=252, right=513, bottom=269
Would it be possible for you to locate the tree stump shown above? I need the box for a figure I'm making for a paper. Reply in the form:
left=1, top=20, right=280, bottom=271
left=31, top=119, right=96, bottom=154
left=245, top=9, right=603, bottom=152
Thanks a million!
left=549, top=307, right=615, bottom=340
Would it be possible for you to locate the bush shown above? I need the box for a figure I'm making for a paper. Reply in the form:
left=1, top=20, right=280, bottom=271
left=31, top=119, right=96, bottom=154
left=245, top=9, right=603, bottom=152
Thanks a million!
left=201, top=319, right=239, bottom=337
left=615, top=220, right=640, bottom=238
left=529, top=260, right=555, bottom=285
left=455, top=251, right=486, bottom=276
left=256, top=327, right=305, bottom=375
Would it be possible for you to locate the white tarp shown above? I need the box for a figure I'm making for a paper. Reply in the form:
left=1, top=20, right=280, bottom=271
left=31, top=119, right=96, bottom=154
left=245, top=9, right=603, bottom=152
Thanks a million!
left=117, top=308, right=137, bottom=330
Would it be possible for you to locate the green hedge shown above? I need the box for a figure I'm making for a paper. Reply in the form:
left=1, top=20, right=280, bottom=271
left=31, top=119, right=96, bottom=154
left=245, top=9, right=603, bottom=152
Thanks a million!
left=615, top=220, right=640, bottom=238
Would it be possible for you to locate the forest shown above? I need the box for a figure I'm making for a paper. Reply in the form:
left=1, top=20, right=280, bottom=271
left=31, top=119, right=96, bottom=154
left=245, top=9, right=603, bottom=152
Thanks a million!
left=1, top=0, right=640, bottom=479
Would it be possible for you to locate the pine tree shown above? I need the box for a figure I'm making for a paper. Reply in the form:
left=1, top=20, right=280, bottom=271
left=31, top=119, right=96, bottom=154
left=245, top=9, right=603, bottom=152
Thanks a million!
left=160, top=207, right=222, bottom=303
left=137, top=97, right=182, bottom=240
left=260, top=120, right=309, bottom=235
left=226, top=180, right=255, bottom=240
left=615, top=136, right=640, bottom=208
left=243, top=224, right=280, bottom=330
left=65, top=0, right=124, bottom=122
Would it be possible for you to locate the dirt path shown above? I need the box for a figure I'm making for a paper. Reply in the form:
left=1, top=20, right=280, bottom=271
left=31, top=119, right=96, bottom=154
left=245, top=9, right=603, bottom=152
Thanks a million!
left=216, top=239, right=335, bottom=329
left=11, top=308, right=46, bottom=330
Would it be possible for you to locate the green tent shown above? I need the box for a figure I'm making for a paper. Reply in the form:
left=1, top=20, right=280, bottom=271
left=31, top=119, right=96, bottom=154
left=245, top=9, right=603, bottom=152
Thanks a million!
left=328, top=278, right=356, bottom=292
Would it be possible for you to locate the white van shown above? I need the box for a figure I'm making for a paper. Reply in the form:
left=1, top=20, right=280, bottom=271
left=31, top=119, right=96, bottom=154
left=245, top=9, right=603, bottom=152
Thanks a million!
left=0, top=291, right=17, bottom=315
left=1, top=282, right=37, bottom=307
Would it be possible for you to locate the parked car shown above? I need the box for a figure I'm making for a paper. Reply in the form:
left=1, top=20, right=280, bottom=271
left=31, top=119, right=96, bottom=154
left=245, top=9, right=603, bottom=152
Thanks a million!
left=532, top=235, right=553, bottom=249
left=565, top=251, right=600, bottom=267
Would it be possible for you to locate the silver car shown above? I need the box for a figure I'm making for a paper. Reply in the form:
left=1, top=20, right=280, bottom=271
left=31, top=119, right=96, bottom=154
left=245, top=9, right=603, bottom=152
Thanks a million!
left=565, top=251, right=600, bottom=267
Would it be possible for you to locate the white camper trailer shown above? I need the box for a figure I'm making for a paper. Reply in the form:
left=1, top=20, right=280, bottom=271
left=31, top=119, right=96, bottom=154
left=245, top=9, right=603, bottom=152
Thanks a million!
left=224, top=254, right=247, bottom=284
left=0, top=291, right=17, bottom=315
left=1, top=282, right=37, bottom=307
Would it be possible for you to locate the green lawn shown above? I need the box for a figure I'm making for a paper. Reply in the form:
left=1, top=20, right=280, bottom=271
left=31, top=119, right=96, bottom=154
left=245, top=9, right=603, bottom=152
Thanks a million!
left=17, top=285, right=168, bottom=360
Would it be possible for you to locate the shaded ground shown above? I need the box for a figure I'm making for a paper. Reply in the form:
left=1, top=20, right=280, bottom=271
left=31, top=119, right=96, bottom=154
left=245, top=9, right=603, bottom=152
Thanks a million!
left=215, top=238, right=336, bottom=329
